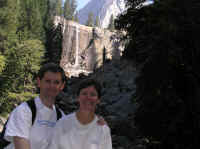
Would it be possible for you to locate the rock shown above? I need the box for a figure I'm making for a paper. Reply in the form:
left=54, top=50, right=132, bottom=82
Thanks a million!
left=55, top=16, right=124, bottom=77
left=56, top=59, right=146, bottom=149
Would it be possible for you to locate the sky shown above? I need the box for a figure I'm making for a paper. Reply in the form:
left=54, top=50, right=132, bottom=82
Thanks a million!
left=76, top=0, right=90, bottom=10
left=62, top=0, right=90, bottom=11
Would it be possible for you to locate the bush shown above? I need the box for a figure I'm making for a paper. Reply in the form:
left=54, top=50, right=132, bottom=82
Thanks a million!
left=0, top=92, right=38, bottom=114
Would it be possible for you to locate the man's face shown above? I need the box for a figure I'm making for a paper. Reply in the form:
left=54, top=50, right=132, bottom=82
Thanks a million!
left=37, top=71, right=65, bottom=100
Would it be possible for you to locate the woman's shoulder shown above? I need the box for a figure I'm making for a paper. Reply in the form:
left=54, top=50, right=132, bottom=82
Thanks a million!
left=55, top=113, right=75, bottom=133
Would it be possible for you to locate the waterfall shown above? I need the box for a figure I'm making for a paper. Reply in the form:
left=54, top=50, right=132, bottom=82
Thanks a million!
left=74, top=25, right=79, bottom=67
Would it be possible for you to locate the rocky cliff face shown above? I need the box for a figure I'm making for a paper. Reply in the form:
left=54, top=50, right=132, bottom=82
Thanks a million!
left=78, top=0, right=126, bottom=28
left=55, top=16, right=124, bottom=77
left=56, top=59, right=147, bottom=149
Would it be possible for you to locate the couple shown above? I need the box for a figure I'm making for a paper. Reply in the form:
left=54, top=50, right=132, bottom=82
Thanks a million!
left=3, top=63, right=112, bottom=149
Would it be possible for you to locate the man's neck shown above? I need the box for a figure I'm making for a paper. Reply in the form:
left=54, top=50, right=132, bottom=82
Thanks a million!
left=39, top=95, right=55, bottom=109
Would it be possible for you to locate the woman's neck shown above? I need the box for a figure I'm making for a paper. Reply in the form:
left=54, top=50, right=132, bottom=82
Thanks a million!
left=76, top=110, right=95, bottom=125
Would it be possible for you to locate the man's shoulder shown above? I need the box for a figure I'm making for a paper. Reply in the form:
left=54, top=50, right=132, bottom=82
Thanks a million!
left=61, top=113, right=74, bottom=121
left=14, top=101, right=32, bottom=113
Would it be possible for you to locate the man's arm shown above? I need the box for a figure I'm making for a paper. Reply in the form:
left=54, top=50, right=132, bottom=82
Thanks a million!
left=97, top=116, right=107, bottom=125
left=14, top=136, right=30, bottom=149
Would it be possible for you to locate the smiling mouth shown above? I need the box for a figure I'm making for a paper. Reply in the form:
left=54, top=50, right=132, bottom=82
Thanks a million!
left=85, top=101, right=96, bottom=106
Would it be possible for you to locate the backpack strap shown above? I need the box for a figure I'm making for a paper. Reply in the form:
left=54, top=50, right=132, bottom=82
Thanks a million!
left=0, top=99, right=36, bottom=148
left=0, top=99, right=62, bottom=148
left=26, top=98, right=62, bottom=122
left=26, top=99, right=36, bottom=125
left=55, top=105, right=62, bottom=120
left=0, top=119, right=10, bottom=147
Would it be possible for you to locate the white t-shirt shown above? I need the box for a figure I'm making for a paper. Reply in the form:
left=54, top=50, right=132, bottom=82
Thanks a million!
left=48, top=112, right=112, bottom=149
left=4, top=97, right=62, bottom=149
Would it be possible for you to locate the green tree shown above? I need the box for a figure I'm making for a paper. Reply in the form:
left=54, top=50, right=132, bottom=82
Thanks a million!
left=95, top=16, right=100, bottom=27
left=74, top=12, right=79, bottom=22
left=108, top=14, right=115, bottom=31
left=1, top=39, right=44, bottom=92
left=44, top=23, right=63, bottom=65
left=0, top=39, right=44, bottom=112
left=0, top=54, right=6, bottom=74
left=55, top=0, right=62, bottom=16
left=0, top=0, right=19, bottom=53
left=71, top=0, right=77, bottom=20
left=86, top=12, right=94, bottom=27
left=63, top=0, right=71, bottom=20
left=116, top=0, right=200, bottom=148
left=64, top=0, right=77, bottom=20
left=17, top=0, right=44, bottom=41
left=43, top=0, right=55, bottom=29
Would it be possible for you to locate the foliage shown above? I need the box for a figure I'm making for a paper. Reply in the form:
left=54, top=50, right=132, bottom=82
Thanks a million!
left=116, top=0, right=200, bottom=149
left=74, top=12, right=79, bottom=22
left=71, top=0, right=77, bottom=20
left=55, top=0, right=63, bottom=16
left=0, top=0, right=19, bottom=53
left=0, top=0, right=64, bottom=113
left=64, top=0, right=71, bottom=20
left=108, top=14, right=115, bottom=31
left=95, top=16, right=100, bottom=27
left=0, top=91, right=38, bottom=114
left=63, top=0, right=77, bottom=20
left=17, top=0, right=45, bottom=41
left=43, top=23, right=63, bottom=65
left=50, top=0, right=62, bottom=16
left=86, top=12, right=94, bottom=27
left=0, top=54, right=6, bottom=74
left=1, top=39, right=44, bottom=92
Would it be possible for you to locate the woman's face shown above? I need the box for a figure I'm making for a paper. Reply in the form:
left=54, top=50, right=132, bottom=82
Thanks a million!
left=78, top=85, right=100, bottom=113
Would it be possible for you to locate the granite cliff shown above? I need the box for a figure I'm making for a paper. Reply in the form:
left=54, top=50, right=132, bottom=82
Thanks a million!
left=55, top=16, right=124, bottom=77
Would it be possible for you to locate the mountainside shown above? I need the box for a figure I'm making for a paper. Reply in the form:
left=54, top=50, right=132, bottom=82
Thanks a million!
left=78, top=0, right=126, bottom=28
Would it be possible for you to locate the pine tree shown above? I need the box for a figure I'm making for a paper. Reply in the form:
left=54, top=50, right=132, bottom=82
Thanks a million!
left=55, top=0, right=62, bottom=16
left=44, top=23, right=63, bottom=65
left=0, top=0, right=19, bottom=53
left=74, top=12, right=79, bottom=22
left=71, top=0, right=77, bottom=19
left=95, top=16, right=100, bottom=27
left=64, top=0, right=77, bottom=20
left=0, top=54, right=6, bottom=74
left=0, top=0, right=51, bottom=113
left=108, top=14, right=115, bottom=31
left=86, top=12, right=94, bottom=27
left=116, top=0, right=200, bottom=148
left=44, top=0, right=54, bottom=29
left=64, top=0, right=71, bottom=20
left=17, top=0, right=44, bottom=41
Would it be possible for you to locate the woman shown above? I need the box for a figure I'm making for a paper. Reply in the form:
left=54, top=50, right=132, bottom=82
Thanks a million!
left=48, top=79, right=112, bottom=149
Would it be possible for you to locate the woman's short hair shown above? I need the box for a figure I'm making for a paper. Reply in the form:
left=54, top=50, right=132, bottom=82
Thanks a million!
left=76, top=79, right=102, bottom=98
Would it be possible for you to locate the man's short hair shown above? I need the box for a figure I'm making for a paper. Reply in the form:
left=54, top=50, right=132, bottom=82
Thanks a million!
left=37, top=63, right=66, bottom=82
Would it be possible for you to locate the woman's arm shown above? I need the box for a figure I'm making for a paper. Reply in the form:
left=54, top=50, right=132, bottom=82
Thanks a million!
left=14, top=136, right=30, bottom=149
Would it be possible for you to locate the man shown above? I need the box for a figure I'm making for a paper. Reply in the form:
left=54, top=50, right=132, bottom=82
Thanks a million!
left=4, top=63, right=66, bottom=149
